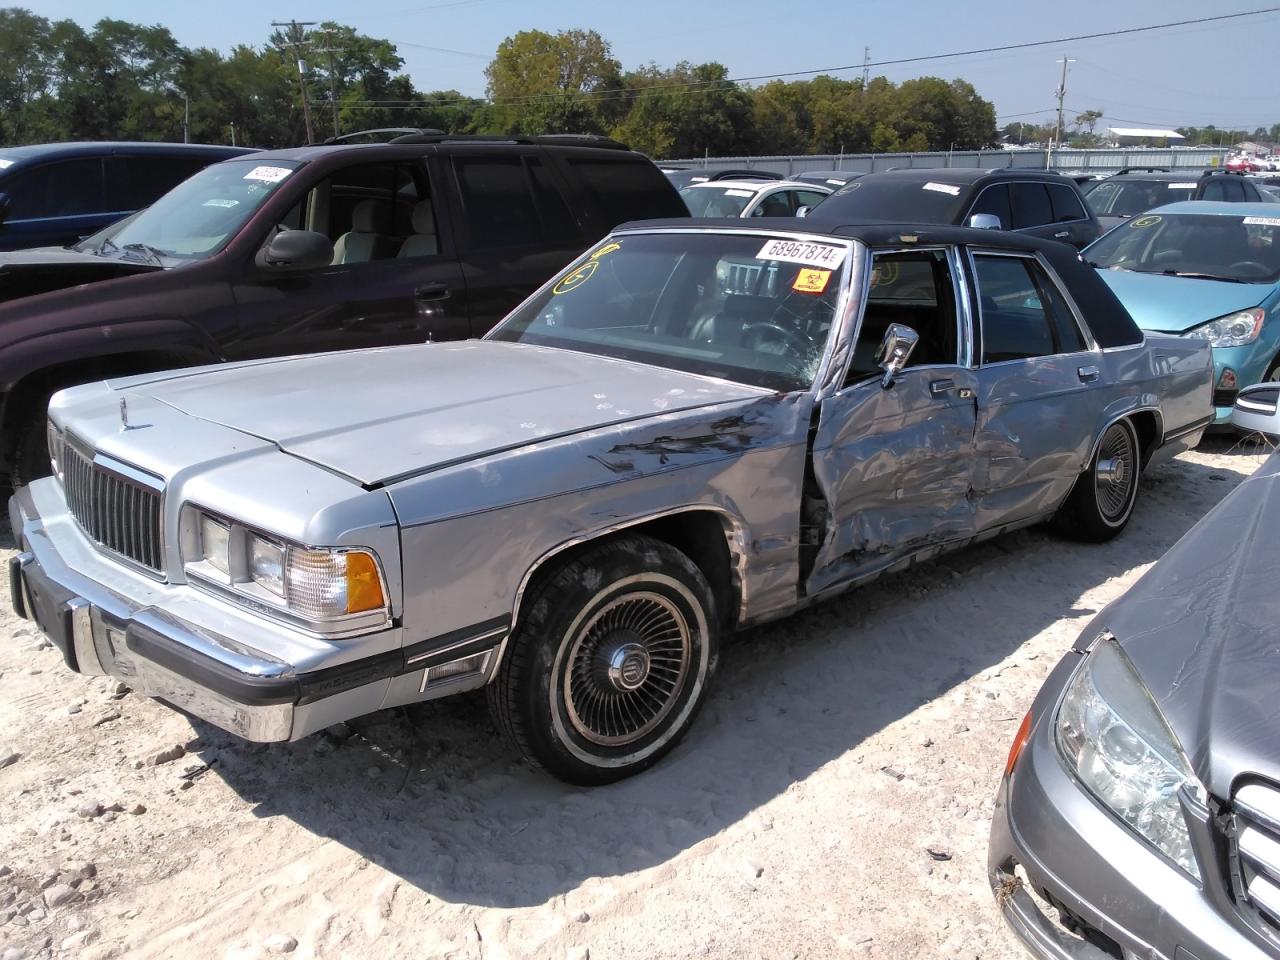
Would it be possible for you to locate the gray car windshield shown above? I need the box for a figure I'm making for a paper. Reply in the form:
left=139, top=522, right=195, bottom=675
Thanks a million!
left=1087, top=213, right=1280, bottom=283
left=488, top=232, right=850, bottom=391
left=75, top=159, right=300, bottom=262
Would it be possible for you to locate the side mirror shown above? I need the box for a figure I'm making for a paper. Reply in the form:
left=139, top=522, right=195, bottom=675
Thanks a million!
left=0, top=192, right=11, bottom=224
left=258, top=229, right=332, bottom=271
left=875, top=323, right=919, bottom=389
left=966, top=212, right=1002, bottom=230
left=796, top=205, right=811, bottom=218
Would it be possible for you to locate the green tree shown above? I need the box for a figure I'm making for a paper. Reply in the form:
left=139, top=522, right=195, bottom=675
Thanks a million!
left=481, top=29, right=622, bottom=134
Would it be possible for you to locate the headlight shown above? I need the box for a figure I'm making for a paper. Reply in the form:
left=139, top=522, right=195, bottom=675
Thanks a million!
left=1056, top=636, right=1204, bottom=879
left=47, top=420, right=64, bottom=481
left=1185, top=308, right=1265, bottom=347
left=184, top=508, right=388, bottom=630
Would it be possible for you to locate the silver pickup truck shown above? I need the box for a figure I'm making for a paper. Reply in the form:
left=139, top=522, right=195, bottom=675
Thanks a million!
left=10, top=220, right=1213, bottom=784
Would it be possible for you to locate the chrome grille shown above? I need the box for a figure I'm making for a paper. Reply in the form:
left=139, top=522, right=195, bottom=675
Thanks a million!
left=1230, top=782, right=1280, bottom=939
left=61, top=443, right=163, bottom=573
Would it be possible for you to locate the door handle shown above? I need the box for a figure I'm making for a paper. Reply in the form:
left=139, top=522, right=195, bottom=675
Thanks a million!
left=930, top=378, right=955, bottom=395
left=415, top=282, right=450, bottom=301
left=1077, top=365, right=1100, bottom=383
left=1054, top=230, right=1071, bottom=239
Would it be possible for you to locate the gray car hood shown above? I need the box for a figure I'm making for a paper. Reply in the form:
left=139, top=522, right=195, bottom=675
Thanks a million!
left=1097, top=453, right=1280, bottom=798
left=123, top=341, right=768, bottom=486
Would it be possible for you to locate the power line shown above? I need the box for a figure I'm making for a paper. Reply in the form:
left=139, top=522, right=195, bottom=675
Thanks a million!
left=336, top=6, right=1280, bottom=112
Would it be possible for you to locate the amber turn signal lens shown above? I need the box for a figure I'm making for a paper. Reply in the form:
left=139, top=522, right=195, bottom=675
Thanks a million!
left=344, top=551, right=385, bottom=614
left=1005, top=710, right=1033, bottom=778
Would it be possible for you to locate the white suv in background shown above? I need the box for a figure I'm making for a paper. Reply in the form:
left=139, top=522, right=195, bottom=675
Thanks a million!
left=679, top=179, right=832, bottom=218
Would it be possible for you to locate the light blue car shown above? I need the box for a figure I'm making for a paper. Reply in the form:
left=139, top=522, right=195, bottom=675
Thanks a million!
left=1085, top=201, right=1280, bottom=426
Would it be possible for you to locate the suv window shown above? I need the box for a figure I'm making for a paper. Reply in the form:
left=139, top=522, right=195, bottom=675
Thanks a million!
left=969, top=184, right=1012, bottom=229
left=1010, top=182, right=1053, bottom=229
left=1047, top=183, right=1087, bottom=223
left=975, top=254, right=1061, bottom=362
left=454, top=155, right=573, bottom=251
left=7, top=159, right=106, bottom=219
left=847, top=249, right=958, bottom=384
left=107, top=155, right=212, bottom=211
left=566, top=157, right=680, bottom=225
left=321, top=161, right=425, bottom=263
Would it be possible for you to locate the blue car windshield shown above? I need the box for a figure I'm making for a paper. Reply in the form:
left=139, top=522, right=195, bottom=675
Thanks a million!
left=488, top=232, right=851, bottom=391
left=1087, top=213, right=1280, bottom=284
left=75, top=159, right=300, bottom=261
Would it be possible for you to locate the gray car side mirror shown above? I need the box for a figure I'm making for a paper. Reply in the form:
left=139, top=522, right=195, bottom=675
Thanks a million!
left=967, top=212, right=1002, bottom=230
left=875, top=323, right=920, bottom=389
left=259, top=229, right=333, bottom=271
left=796, top=205, right=811, bottom=218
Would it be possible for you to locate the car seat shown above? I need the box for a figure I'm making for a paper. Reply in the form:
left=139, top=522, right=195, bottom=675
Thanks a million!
left=331, top=199, right=397, bottom=264
left=397, top=200, right=438, bottom=258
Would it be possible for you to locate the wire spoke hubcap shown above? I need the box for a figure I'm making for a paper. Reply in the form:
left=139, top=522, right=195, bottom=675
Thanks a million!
left=564, top=592, right=692, bottom=747
left=1094, top=425, right=1136, bottom=522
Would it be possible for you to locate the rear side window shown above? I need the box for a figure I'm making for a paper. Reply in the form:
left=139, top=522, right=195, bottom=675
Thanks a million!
left=1010, top=182, right=1053, bottom=229
left=975, top=255, right=1058, bottom=362
left=1048, top=184, right=1088, bottom=223
left=6, top=158, right=105, bottom=219
left=566, top=158, right=687, bottom=225
left=968, top=184, right=1012, bottom=228
left=108, top=155, right=213, bottom=211
left=453, top=155, right=580, bottom=251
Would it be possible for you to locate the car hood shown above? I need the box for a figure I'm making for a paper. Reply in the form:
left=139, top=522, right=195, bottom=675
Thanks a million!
left=0, top=247, right=162, bottom=304
left=118, top=340, right=769, bottom=486
left=1096, top=268, right=1267, bottom=333
left=1097, top=454, right=1280, bottom=798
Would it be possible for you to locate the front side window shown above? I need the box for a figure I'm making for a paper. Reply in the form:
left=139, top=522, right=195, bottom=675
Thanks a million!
left=968, top=184, right=1012, bottom=229
left=975, top=254, right=1063, bottom=363
left=489, top=232, right=851, bottom=391
left=1086, top=212, right=1280, bottom=283
left=846, top=249, right=959, bottom=384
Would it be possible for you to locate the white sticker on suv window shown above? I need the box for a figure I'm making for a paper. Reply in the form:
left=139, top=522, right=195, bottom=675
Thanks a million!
left=1243, top=216, right=1280, bottom=226
left=1169, top=182, right=1197, bottom=189
left=923, top=181, right=961, bottom=196
left=0, top=158, right=12, bottom=170
left=242, top=165, right=292, bottom=183
left=755, top=238, right=847, bottom=268
left=203, top=198, right=240, bottom=208
left=724, top=188, right=755, bottom=198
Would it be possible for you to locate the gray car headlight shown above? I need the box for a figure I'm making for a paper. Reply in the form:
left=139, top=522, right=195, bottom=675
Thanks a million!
left=1056, top=635, right=1204, bottom=880
left=1185, top=308, right=1265, bottom=347
left=183, top=507, right=389, bottom=630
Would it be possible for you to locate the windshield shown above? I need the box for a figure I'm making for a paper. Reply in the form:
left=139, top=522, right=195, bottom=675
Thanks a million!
left=1087, top=213, right=1280, bottom=283
left=1083, top=178, right=1196, bottom=218
left=75, top=159, right=300, bottom=261
left=488, top=232, right=851, bottom=391
left=680, top=186, right=755, bottom=218
left=813, top=178, right=967, bottom=223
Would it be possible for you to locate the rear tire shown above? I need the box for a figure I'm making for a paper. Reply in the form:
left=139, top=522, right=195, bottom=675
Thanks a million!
left=488, top=535, right=718, bottom=785
left=1052, top=419, right=1141, bottom=543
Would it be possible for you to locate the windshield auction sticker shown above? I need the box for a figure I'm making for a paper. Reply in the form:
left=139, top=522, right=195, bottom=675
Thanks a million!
left=1168, top=182, right=1197, bottom=189
left=755, top=238, right=847, bottom=269
left=242, top=165, right=292, bottom=184
left=792, top=268, right=832, bottom=294
left=1131, top=214, right=1162, bottom=228
left=1243, top=217, right=1280, bottom=227
left=923, top=181, right=961, bottom=196
left=553, top=260, right=598, bottom=294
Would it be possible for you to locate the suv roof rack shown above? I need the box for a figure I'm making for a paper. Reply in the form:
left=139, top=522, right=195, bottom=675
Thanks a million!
left=1115, top=166, right=1171, bottom=175
left=1200, top=168, right=1248, bottom=177
left=323, top=127, right=444, bottom=145
left=387, top=132, right=632, bottom=150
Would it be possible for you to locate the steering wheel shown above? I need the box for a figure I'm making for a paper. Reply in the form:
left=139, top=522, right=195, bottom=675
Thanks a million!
left=1228, top=260, right=1271, bottom=280
left=743, top=320, right=810, bottom=359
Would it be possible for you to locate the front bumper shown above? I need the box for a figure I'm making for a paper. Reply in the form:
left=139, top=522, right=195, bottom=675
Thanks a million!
left=9, top=481, right=408, bottom=742
left=989, top=653, right=1276, bottom=960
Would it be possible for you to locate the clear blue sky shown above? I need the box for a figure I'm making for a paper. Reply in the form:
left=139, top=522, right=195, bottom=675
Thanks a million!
left=25, top=0, right=1280, bottom=133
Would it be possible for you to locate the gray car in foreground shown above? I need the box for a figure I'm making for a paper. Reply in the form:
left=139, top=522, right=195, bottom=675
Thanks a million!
left=11, top=219, right=1211, bottom=784
left=990, top=452, right=1280, bottom=959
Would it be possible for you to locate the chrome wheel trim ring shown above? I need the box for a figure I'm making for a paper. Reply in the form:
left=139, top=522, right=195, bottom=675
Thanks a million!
left=550, top=573, right=710, bottom=768
left=562, top=590, right=692, bottom=747
left=1094, top=422, right=1137, bottom=525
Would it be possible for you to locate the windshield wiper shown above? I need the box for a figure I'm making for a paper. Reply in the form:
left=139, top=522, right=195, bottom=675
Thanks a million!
left=1162, top=270, right=1248, bottom=283
left=120, top=242, right=169, bottom=265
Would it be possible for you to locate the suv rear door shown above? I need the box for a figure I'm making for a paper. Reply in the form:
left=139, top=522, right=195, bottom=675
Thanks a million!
left=0, top=156, right=109, bottom=250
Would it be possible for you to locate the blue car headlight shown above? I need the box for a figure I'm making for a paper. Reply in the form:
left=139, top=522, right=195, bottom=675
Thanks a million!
left=1184, top=308, right=1265, bottom=348
left=1056, top=635, right=1204, bottom=880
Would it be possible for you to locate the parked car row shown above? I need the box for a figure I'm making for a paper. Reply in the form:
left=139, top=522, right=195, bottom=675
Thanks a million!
left=4, top=134, right=1278, bottom=960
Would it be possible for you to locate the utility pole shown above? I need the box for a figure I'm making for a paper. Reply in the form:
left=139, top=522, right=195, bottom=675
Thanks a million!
left=314, top=30, right=343, bottom=141
left=272, top=20, right=317, bottom=145
left=183, top=92, right=190, bottom=143
left=1050, top=55, right=1075, bottom=169
left=861, top=47, right=870, bottom=89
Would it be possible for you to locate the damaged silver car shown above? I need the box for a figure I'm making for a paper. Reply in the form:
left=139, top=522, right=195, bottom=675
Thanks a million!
left=11, top=221, right=1213, bottom=783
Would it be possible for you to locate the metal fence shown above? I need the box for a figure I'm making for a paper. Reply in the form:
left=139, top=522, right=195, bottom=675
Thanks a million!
left=659, top=147, right=1230, bottom=176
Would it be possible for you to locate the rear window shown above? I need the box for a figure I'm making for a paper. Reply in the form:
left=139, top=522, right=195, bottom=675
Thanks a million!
left=816, top=177, right=968, bottom=223
left=566, top=158, right=685, bottom=225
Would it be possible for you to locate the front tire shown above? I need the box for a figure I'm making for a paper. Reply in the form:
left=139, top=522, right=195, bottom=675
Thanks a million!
left=488, top=535, right=718, bottom=785
left=1053, top=418, right=1141, bottom=542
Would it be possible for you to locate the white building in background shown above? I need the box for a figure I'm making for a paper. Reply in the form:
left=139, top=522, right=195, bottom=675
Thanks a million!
left=1106, top=127, right=1185, bottom=147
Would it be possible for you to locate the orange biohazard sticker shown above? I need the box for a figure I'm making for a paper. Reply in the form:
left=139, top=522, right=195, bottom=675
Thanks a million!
left=792, top=268, right=831, bottom=294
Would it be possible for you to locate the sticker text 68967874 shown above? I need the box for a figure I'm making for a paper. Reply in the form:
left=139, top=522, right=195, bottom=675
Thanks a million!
left=755, top=238, right=847, bottom=269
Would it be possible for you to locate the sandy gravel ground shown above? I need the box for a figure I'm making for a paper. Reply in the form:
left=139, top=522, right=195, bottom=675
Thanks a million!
left=0, top=437, right=1270, bottom=960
